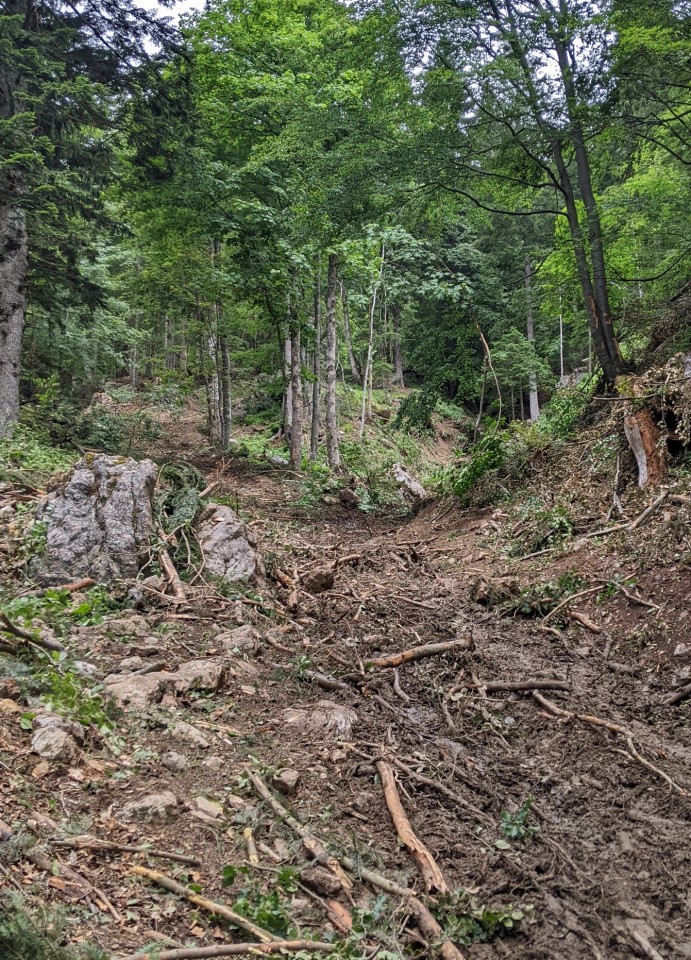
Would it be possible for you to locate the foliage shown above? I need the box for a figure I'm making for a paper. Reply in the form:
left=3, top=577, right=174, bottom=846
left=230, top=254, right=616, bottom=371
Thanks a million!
left=392, top=390, right=437, bottom=434
left=0, top=425, right=75, bottom=486
left=498, top=798, right=540, bottom=844
left=0, top=894, right=107, bottom=960
left=222, top=865, right=299, bottom=938
left=503, top=572, right=588, bottom=618
left=439, top=890, right=534, bottom=946
left=435, top=432, right=507, bottom=503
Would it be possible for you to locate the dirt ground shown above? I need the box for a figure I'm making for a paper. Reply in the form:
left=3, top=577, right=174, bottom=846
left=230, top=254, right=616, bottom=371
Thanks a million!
left=2, top=427, right=691, bottom=960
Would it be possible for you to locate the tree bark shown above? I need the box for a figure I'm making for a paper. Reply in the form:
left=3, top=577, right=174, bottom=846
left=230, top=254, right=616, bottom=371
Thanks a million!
left=325, top=254, right=341, bottom=469
left=310, top=274, right=321, bottom=462
left=392, top=303, right=404, bottom=389
left=289, top=310, right=303, bottom=470
left=282, top=331, right=293, bottom=441
left=341, top=284, right=362, bottom=385
left=524, top=255, right=539, bottom=421
left=219, top=334, right=232, bottom=451
left=623, top=381, right=667, bottom=488
left=0, top=205, right=28, bottom=434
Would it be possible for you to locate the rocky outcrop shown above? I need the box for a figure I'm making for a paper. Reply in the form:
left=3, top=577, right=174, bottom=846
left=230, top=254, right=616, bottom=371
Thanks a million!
left=196, top=504, right=264, bottom=583
left=35, top=455, right=157, bottom=586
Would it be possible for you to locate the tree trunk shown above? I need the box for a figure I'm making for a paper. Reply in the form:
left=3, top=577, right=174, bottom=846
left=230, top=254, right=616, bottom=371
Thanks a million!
left=205, top=330, right=221, bottom=447
left=392, top=303, right=404, bottom=389
left=289, top=311, right=303, bottom=470
left=341, top=284, right=362, bottom=385
left=0, top=205, right=28, bottom=434
left=524, top=256, right=539, bottom=421
left=219, top=334, right=232, bottom=451
left=359, top=292, right=377, bottom=441
left=623, top=382, right=667, bottom=488
left=164, top=315, right=175, bottom=370
left=282, top=332, right=293, bottom=441
left=310, top=274, right=321, bottom=462
left=325, top=254, right=341, bottom=469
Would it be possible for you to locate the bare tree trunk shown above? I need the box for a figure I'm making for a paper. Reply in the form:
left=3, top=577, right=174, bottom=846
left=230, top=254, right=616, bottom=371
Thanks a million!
left=392, top=303, right=404, bottom=389
left=341, top=284, right=362, bottom=385
left=289, top=311, right=303, bottom=470
left=282, top=331, right=293, bottom=441
left=558, top=289, right=564, bottom=380
left=219, top=334, right=232, bottom=451
left=623, top=381, right=667, bottom=488
left=179, top=316, right=188, bottom=374
left=359, top=247, right=385, bottom=441
left=524, top=256, right=539, bottom=421
left=0, top=205, right=28, bottom=434
left=474, top=356, right=488, bottom=442
left=325, top=254, right=341, bottom=469
left=164, top=315, right=175, bottom=371
left=205, top=329, right=221, bottom=447
left=310, top=274, right=321, bottom=462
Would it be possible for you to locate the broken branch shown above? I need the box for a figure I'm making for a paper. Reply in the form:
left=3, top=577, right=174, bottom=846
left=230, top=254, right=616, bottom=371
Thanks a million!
left=365, top=636, right=473, bottom=671
left=50, top=835, right=200, bottom=866
left=122, top=941, right=337, bottom=960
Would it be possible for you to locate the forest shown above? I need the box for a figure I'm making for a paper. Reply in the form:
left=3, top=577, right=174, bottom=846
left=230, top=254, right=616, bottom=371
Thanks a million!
left=1, top=1, right=691, bottom=959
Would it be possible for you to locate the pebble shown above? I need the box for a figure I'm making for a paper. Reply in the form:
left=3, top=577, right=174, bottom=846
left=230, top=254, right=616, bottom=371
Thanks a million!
left=273, top=768, right=300, bottom=795
left=162, top=751, right=189, bottom=772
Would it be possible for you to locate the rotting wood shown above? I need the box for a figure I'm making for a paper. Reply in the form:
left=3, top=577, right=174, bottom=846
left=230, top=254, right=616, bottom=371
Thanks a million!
left=129, top=865, right=278, bottom=942
left=663, top=680, right=691, bottom=707
left=532, top=692, right=687, bottom=796
left=376, top=760, right=449, bottom=894
left=50, top=835, right=201, bottom=866
left=121, top=940, right=338, bottom=960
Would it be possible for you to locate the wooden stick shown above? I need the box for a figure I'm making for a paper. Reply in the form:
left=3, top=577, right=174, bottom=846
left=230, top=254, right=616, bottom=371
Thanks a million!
left=158, top=545, right=186, bottom=599
left=50, top=835, right=201, bottom=866
left=376, top=760, right=448, bottom=893
left=663, top=680, right=691, bottom=707
left=0, top=612, right=65, bottom=652
left=542, top=586, right=602, bottom=625
left=23, top=577, right=98, bottom=597
left=365, top=636, right=472, bottom=671
left=122, top=940, right=337, bottom=960
left=533, top=692, right=687, bottom=796
left=568, top=610, right=602, bottom=634
left=129, top=866, right=278, bottom=942
left=461, top=678, right=571, bottom=694
left=244, top=770, right=465, bottom=960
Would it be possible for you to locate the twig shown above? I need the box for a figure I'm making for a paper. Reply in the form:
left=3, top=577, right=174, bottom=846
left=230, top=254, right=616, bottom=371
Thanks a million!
left=22, top=577, right=97, bottom=597
left=459, top=678, right=571, bottom=694
left=50, top=835, right=201, bottom=866
left=122, top=941, right=337, bottom=960
left=0, top=612, right=65, bottom=652
left=157, top=543, right=186, bottom=600
left=663, top=680, right=691, bottom=707
left=376, top=760, right=448, bottom=893
left=568, top=610, right=602, bottom=634
left=363, top=636, right=473, bottom=671
left=129, top=866, right=278, bottom=941
left=542, top=586, right=602, bottom=625
left=392, top=669, right=411, bottom=702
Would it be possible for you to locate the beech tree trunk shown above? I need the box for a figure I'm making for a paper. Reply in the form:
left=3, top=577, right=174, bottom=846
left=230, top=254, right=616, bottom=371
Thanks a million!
left=341, top=284, right=362, bottom=385
left=310, top=275, right=321, bottom=462
left=524, top=256, right=539, bottom=421
left=219, top=334, right=232, bottom=451
left=282, top=332, right=293, bottom=441
left=392, top=303, right=404, bottom=389
left=0, top=205, right=28, bottom=434
left=325, top=253, right=341, bottom=469
left=289, top=311, right=303, bottom=470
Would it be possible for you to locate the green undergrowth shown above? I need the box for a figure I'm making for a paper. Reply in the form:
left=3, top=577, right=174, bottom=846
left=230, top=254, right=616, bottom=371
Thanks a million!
left=0, top=894, right=107, bottom=960
left=0, top=425, right=76, bottom=488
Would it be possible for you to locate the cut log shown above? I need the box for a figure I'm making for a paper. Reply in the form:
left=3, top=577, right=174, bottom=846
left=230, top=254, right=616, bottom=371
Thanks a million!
left=623, top=382, right=667, bottom=488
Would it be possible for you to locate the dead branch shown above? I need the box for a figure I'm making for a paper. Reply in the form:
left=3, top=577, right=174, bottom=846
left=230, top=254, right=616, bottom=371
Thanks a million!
left=129, top=866, right=278, bottom=942
left=364, top=636, right=473, bottom=671
left=120, top=941, right=337, bottom=960
left=568, top=610, right=602, bottom=633
left=461, top=678, right=571, bottom=694
left=158, top=545, right=186, bottom=600
left=23, top=577, right=97, bottom=598
left=663, top=680, right=691, bottom=707
left=392, top=668, right=411, bottom=702
left=50, top=835, right=200, bottom=866
left=532, top=692, right=687, bottom=796
left=542, top=585, right=602, bottom=625
left=376, top=760, right=448, bottom=893
left=0, top=612, right=64, bottom=652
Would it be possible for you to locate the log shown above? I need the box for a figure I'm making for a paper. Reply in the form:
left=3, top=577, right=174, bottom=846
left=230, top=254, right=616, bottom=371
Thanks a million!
left=50, top=835, right=200, bottom=866
left=121, top=941, right=337, bottom=960
left=623, top=397, right=667, bottom=489
left=376, top=760, right=448, bottom=894
left=365, top=636, right=473, bottom=671
left=463, top=678, right=571, bottom=694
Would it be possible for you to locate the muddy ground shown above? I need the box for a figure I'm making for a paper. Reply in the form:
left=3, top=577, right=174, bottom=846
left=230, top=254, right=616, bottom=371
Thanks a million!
left=2, top=444, right=691, bottom=960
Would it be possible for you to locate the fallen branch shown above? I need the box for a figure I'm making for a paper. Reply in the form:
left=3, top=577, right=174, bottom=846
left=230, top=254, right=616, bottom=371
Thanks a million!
left=533, top=692, right=687, bottom=796
left=542, top=586, right=602, bottom=625
left=583, top=491, right=670, bottom=541
left=50, top=835, right=200, bottom=866
left=129, top=866, right=278, bottom=942
left=376, top=760, right=448, bottom=894
left=122, top=941, right=337, bottom=960
left=568, top=610, right=602, bottom=634
left=23, top=577, right=97, bottom=597
left=158, top=545, right=186, bottom=600
left=0, top=612, right=64, bottom=652
left=461, top=678, right=571, bottom=694
left=245, top=768, right=466, bottom=960
left=663, top=680, right=691, bottom=707
left=364, top=636, right=473, bottom=671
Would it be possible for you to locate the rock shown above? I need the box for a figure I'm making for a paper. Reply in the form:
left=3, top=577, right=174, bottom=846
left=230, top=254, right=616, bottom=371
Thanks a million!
left=34, top=455, right=157, bottom=586
left=33, top=713, right=85, bottom=743
left=192, top=795, right=224, bottom=822
left=121, top=791, right=178, bottom=822
left=302, top=568, right=335, bottom=595
left=104, top=672, right=173, bottom=710
left=339, top=488, right=360, bottom=507
left=392, top=463, right=427, bottom=500
left=171, top=721, right=210, bottom=749
left=162, top=751, right=188, bottom=772
left=196, top=504, right=264, bottom=584
left=117, top=656, right=145, bottom=673
left=106, top=615, right=151, bottom=638
left=273, top=769, right=300, bottom=795
left=283, top=700, right=357, bottom=740
left=173, top=659, right=225, bottom=694
left=0, top=699, right=22, bottom=714
left=269, top=456, right=289, bottom=467
left=0, top=678, right=20, bottom=699
left=31, top=728, right=79, bottom=763
left=72, top=660, right=99, bottom=677
left=202, top=756, right=224, bottom=771
left=217, top=625, right=261, bottom=656
left=674, top=643, right=688, bottom=657
left=300, top=865, right=344, bottom=897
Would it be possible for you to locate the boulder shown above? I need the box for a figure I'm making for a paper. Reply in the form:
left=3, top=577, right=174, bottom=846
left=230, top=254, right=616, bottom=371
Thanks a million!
left=31, top=728, right=80, bottom=763
left=196, top=504, right=264, bottom=584
left=392, top=464, right=427, bottom=501
left=104, top=672, right=174, bottom=709
left=217, top=625, right=261, bottom=656
left=282, top=700, right=357, bottom=741
left=192, top=795, right=224, bottom=823
left=121, top=791, right=178, bottom=822
left=35, top=455, right=157, bottom=586
left=162, top=751, right=188, bottom=772
left=173, top=659, right=225, bottom=694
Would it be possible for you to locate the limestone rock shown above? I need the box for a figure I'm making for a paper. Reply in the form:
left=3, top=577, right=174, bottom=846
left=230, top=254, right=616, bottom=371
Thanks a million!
left=273, top=768, right=300, bottom=795
left=392, top=463, right=427, bottom=501
left=302, top=568, right=335, bottom=595
left=104, top=672, right=174, bottom=710
left=31, top=727, right=79, bottom=763
left=35, top=455, right=157, bottom=586
left=173, top=659, right=225, bottom=694
left=33, top=712, right=85, bottom=743
left=192, top=795, right=224, bottom=822
left=196, top=504, right=264, bottom=584
left=171, top=721, right=210, bottom=749
left=202, top=756, right=224, bottom=771
left=162, top=751, right=188, bottom=772
left=117, top=656, right=145, bottom=673
left=283, top=700, right=357, bottom=740
left=121, top=791, right=178, bottom=822
left=106, top=615, right=151, bottom=638
left=217, top=625, right=261, bottom=656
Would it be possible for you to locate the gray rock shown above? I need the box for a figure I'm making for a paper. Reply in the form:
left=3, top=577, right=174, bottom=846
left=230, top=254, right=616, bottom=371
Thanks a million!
left=675, top=643, right=688, bottom=657
left=117, top=656, right=145, bottom=673
left=192, top=795, right=224, bottom=822
left=196, top=504, right=264, bottom=584
left=283, top=700, right=357, bottom=740
left=273, top=768, right=300, bottom=795
left=171, top=721, right=210, bottom=749
left=173, top=659, right=225, bottom=694
left=33, top=712, right=85, bottom=743
left=104, top=672, right=173, bottom=709
left=35, top=455, right=157, bottom=586
left=121, top=790, right=178, bottom=822
left=217, top=625, right=261, bottom=656
left=392, top=463, right=427, bottom=500
left=202, top=756, right=224, bottom=771
left=106, top=615, right=151, bottom=638
left=162, top=751, right=188, bottom=772
left=31, top=727, right=79, bottom=763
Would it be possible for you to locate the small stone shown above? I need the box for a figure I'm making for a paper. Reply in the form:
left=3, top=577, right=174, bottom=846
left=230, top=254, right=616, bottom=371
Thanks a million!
left=72, top=660, right=99, bottom=677
left=121, top=790, right=178, bottom=822
left=33, top=713, right=85, bottom=743
left=118, top=656, right=145, bottom=673
left=302, top=568, right=335, bottom=595
left=106, top=615, right=151, bottom=638
left=217, top=625, right=261, bottom=656
left=31, top=728, right=79, bottom=763
left=674, top=643, right=688, bottom=657
left=172, top=721, right=210, bottom=749
left=330, top=748, right=348, bottom=764
left=104, top=672, right=174, bottom=709
left=282, top=700, right=357, bottom=740
left=0, top=698, right=22, bottom=714
left=173, top=659, right=225, bottom=694
left=162, top=751, right=188, bottom=772
left=192, top=795, right=224, bottom=822
left=300, top=865, right=344, bottom=896
left=31, top=760, right=51, bottom=779
left=202, top=756, right=224, bottom=771
left=273, top=769, right=300, bottom=795
left=225, top=793, right=246, bottom=808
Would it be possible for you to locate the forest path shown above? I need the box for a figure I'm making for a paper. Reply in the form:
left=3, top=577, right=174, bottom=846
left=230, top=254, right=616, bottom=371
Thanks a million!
left=3, top=457, right=691, bottom=960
